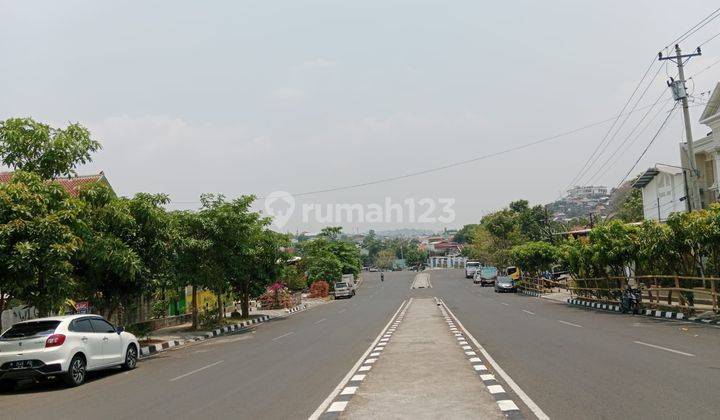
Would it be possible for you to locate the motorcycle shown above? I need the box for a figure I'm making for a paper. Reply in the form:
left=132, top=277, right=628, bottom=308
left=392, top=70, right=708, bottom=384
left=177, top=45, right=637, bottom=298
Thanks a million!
left=620, top=286, right=642, bottom=314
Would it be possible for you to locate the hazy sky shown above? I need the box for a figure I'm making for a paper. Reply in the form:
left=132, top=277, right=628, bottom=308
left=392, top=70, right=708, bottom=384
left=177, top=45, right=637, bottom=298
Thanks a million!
left=2, top=1, right=720, bottom=233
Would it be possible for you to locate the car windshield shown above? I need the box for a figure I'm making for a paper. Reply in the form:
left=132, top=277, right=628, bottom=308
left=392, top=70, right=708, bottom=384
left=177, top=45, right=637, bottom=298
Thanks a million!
left=466, top=262, right=480, bottom=268
left=481, top=267, right=498, bottom=275
left=498, top=277, right=513, bottom=284
left=1, top=320, right=60, bottom=339
left=335, top=282, right=347, bottom=288
left=507, top=267, right=517, bottom=274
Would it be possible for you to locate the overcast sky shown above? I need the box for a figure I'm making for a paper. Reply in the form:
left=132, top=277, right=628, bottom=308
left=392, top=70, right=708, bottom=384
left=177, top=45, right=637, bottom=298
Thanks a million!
left=2, top=1, right=720, bottom=233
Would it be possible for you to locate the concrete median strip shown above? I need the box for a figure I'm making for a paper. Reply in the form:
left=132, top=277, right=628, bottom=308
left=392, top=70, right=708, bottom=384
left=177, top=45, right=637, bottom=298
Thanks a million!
left=437, top=298, right=526, bottom=419
left=312, top=299, right=410, bottom=420
left=316, top=297, right=524, bottom=419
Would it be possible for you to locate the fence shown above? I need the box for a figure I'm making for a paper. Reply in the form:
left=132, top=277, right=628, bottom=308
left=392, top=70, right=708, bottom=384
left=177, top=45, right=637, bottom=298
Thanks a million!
left=518, top=275, right=720, bottom=314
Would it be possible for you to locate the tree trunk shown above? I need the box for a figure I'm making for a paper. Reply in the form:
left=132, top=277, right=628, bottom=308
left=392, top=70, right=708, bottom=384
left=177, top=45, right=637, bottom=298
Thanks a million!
left=217, top=292, right=224, bottom=321
left=191, top=284, right=198, bottom=329
left=0, top=290, right=5, bottom=334
left=241, top=279, right=250, bottom=319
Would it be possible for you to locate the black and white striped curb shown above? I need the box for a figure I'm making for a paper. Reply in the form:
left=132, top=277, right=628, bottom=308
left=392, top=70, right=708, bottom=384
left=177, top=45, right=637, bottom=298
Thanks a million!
left=286, top=303, right=308, bottom=314
left=567, top=298, right=720, bottom=325
left=518, top=289, right=541, bottom=298
left=436, top=298, right=523, bottom=419
left=319, top=300, right=411, bottom=419
left=567, top=298, right=621, bottom=312
left=140, top=314, right=271, bottom=357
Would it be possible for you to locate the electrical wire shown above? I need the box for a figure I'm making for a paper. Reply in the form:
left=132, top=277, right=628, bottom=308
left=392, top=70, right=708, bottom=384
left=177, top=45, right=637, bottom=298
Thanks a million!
left=585, top=93, right=673, bottom=185
left=577, top=64, right=666, bottom=186
left=666, top=7, right=720, bottom=48
left=563, top=58, right=659, bottom=192
left=616, top=102, right=680, bottom=188
left=698, top=30, right=720, bottom=47
left=691, top=57, right=720, bottom=78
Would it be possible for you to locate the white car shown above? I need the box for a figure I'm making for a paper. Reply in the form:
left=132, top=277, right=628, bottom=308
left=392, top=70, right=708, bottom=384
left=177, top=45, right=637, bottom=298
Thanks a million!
left=0, top=315, right=140, bottom=390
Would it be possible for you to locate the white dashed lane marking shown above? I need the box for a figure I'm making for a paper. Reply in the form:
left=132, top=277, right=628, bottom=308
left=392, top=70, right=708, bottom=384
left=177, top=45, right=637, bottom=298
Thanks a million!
left=522, top=310, right=535, bottom=315
left=558, top=320, right=583, bottom=328
left=633, top=340, right=695, bottom=357
left=272, top=331, right=294, bottom=341
left=169, top=361, right=223, bottom=382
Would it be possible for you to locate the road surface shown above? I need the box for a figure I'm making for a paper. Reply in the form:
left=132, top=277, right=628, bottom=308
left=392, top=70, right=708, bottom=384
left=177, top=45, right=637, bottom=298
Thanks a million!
left=1, top=269, right=719, bottom=419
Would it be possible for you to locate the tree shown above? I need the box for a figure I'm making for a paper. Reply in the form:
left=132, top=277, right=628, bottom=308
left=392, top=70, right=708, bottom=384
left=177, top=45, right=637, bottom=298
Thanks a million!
left=509, top=242, right=557, bottom=274
left=616, top=188, right=643, bottom=222
left=454, top=224, right=478, bottom=244
left=74, top=184, right=173, bottom=323
left=376, top=249, right=395, bottom=270
left=0, top=171, right=82, bottom=317
left=0, top=118, right=101, bottom=179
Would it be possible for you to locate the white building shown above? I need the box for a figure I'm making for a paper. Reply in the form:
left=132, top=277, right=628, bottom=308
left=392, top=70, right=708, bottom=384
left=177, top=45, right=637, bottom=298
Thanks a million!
left=634, top=81, right=720, bottom=221
left=633, top=164, right=688, bottom=221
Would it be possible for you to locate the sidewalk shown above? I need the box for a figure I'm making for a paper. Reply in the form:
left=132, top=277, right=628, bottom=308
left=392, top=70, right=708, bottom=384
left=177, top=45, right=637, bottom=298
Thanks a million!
left=341, top=298, right=504, bottom=419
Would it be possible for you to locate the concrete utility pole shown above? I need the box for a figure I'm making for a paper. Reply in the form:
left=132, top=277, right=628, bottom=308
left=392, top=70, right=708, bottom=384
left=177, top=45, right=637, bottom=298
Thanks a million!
left=659, top=44, right=702, bottom=211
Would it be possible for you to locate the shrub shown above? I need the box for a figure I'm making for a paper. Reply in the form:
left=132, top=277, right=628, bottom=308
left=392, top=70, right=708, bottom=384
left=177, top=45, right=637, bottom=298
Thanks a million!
left=308, top=280, right=330, bottom=298
left=230, top=310, right=242, bottom=319
left=259, top=282, right=294, bottom=309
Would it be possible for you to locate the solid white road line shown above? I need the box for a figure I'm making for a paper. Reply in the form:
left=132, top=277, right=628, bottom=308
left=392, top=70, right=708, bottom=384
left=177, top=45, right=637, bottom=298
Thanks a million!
left=441, top=300, right=550, bottom=420
left=169, top=361, right=223, bottom=382
left=314, top=318, right=327, bottom=325
left=272, top=331, right=295, bottom=341
left=308, top=299, right=409, bottom=420
left=501, top=302, right=509, bottom=306
left=522, top=310, right=535, bottom=315
left=633, top=340, right=695, bottom=357
left=558, top=320, right=583, bottom=328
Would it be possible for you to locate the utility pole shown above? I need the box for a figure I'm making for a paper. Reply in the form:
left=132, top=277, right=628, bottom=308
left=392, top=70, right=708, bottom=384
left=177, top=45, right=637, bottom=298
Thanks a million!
left=659, top=44, right=702, bottom=211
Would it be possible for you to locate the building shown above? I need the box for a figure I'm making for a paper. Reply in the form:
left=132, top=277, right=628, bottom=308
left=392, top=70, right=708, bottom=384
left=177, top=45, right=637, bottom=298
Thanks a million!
left=632, top=164, right=688, bottom=221
left=566, top=185, right=609, bottom=200
left=0, top=171, right=113, bottom=196
left=633, top=81, right=720, bottom=221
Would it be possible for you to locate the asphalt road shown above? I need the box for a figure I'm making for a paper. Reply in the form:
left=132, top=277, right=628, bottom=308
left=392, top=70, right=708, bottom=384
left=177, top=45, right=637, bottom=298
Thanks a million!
left=428, top=269, right=720, bottom=420
left=2, top=269, right=719, bottom=419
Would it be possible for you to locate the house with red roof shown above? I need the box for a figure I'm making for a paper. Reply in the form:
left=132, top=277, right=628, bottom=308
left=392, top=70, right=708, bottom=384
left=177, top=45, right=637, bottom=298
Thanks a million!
left=0, top=171, right=113, bottom=196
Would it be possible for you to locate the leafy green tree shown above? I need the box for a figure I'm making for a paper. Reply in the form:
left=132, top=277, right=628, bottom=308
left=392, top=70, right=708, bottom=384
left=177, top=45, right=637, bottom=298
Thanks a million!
left=0, top=171, right=82, bottom=317
left=509, top=241, right=557, bottom=274
left=617, top=188, right=643, bottom=222
left=375, top=249, right=395, bottom=270
left=0, top=118, right=101, bottom=179
left=454, top=224, right=478, bottom=244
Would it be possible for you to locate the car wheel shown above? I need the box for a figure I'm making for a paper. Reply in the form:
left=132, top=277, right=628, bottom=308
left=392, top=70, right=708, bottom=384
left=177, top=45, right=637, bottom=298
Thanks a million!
left=0, top=379, right=16, bottom=392
left=122, top=345, right=138, bottom=370
left=63, top=354, right=87, bottom=387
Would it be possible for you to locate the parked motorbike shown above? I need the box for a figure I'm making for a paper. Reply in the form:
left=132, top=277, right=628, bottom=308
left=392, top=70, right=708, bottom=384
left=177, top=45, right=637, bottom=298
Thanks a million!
left=620, top=287, right=642, bottom=314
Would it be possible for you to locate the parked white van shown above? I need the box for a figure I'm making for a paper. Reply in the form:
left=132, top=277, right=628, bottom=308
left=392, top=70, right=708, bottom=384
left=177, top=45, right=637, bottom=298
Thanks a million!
left=465, top=261, right=481, bottom=279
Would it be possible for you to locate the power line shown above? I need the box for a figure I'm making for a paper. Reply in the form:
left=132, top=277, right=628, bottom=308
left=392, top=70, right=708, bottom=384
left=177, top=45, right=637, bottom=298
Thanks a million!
left=698, top=29, right=720, bottom=47
left=577, top=64, right=666, bottom=186
left=665, top=7, right=720, bottom=48
left=616, top=102, right=679, bottom=188
left=166, top=100, right=672, bottom=205
left=563, top=58, right=659, bottom=192
left=584, top=87, right=671, bottom=185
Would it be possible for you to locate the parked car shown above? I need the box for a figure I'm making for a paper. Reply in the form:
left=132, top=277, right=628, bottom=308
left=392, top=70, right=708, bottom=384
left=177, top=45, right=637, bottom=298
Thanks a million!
left=494, top=276, right=517, bottom=293
left=465, top=261, right=481, bottom=278
left=333, top=282, right=355, bottom=299
left=475, top=266, right=498, bottom=286
left=0, top=315, right=140, bottom=391
left=506, top=266, right=522, bottom=281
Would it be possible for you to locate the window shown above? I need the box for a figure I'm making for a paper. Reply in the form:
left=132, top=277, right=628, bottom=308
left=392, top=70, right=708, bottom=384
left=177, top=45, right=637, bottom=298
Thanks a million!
left=1, top=321, right=60, bottom=339
left=69, top=318, right=94, bottom=333
left=89, top=318, right=116, bottom=333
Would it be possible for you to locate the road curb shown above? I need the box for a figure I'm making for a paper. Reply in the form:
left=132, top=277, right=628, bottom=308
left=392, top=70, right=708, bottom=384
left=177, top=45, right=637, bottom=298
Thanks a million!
left=140, top=303, right=312, bottom=357
left=518, top=289, right=541, bottom=298
left=437, top=298, right=524, bottom=419
left=285, top=303, right=308, bottom=314
left=140, top=314, right=272, bottom=357
left=566, top=298, right=720, bottom=325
